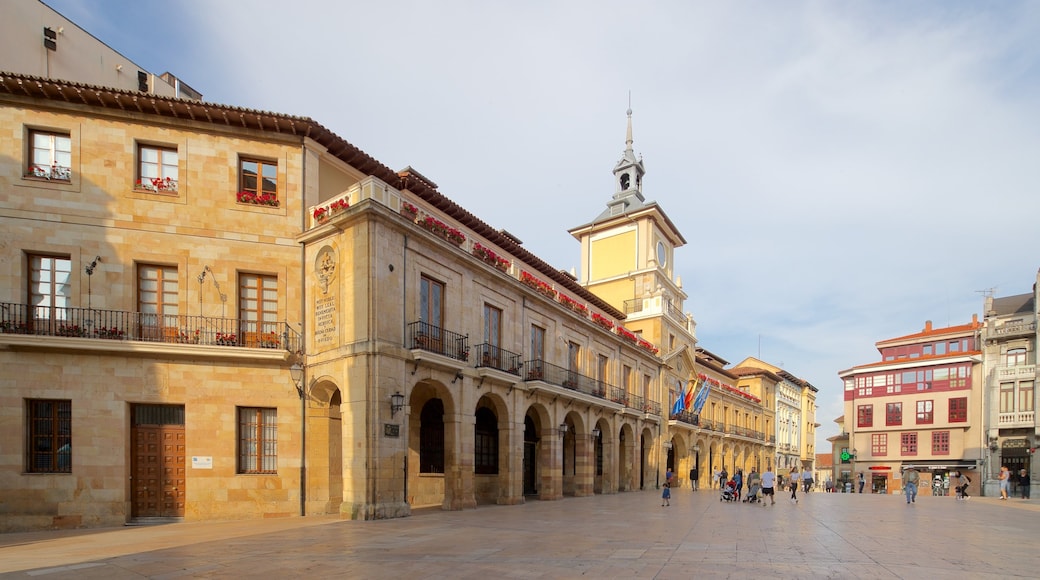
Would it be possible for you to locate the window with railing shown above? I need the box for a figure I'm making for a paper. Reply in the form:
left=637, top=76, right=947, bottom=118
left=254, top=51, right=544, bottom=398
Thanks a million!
left=240, top=273, right=278, bottom=347
left=484, top=303, right=501, bottom=365
left=29, top=254, right=72, bottom=324
left=238, top=407, right=277, bottom=474
left=1000, top=383, right=1014, bottom=413
left=27, top=129, right=71, bottom=180
left=1020, top=381, right=1034, bottom=412
left=138, top=264, right=179, bottom=339
left=26, top=399, right=71, bottom=473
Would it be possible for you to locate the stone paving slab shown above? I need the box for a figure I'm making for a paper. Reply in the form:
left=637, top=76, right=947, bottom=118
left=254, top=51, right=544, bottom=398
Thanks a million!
left=1, top=490, right=1038, bottom=578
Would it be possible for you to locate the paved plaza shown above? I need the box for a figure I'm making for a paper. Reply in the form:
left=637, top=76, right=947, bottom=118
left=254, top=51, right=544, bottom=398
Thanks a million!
left=1, top=489, right=1038, bottom=579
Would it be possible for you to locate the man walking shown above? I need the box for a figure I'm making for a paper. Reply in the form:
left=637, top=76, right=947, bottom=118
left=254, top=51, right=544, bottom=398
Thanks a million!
left=760, top=466, right=776, bottom=506
left=858, top=472, right=866, bottom=494
left=789, top=468, right=801, bottom=503
left=689, top=465, right=699, bottom=491
left=903, top=467, right=920, bottom=504
left=802, top=467, right=814, bottom=493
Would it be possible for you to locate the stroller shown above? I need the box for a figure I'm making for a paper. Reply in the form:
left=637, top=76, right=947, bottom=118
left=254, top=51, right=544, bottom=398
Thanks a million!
left=744, top=483, right=761, bottom=504
left=720, top=480, right=738, bottom=502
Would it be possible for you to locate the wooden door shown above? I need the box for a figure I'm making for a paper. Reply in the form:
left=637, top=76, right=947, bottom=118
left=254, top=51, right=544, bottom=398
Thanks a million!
left=131, top=405, right=186, bottom=518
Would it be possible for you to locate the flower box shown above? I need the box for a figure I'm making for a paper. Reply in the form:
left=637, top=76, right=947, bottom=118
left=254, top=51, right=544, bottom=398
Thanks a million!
left=520, top=271, right=557, bottom=299
left=136, top=177, right=178, bottom=193
left=637, top=338, right=660, bottom=356
left=591, top=313, right=614, bottom=331
left=313, top=198, right=349, bottom=222
left=400, top=201, right=419, bottom=221
left=417, top=215, right=466, bottom=245
left=215, top=332, right=238, bottom=346
left=175, top=330, right=200, bottom=344
left=237, top=191, right=280, bottom=207
left=616, top=326, right=638, bottom=343
left=0, top=321, right=29, bottom=334
left=56, top=324, right=87, bottom=337
left=27, top=164, right=72, bottom=181
left=95, top=327, right=125, bottom=340
left=472, top=243, right=511, bottom=272
left=558, top=293, right=588, bottom=317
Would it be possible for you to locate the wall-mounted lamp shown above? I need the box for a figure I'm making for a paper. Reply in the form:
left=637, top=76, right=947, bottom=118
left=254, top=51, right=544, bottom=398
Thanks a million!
left=390, top=392, right=405, bottom=417
left=558, top=423, right=568, bottom=437
left=693, top=444, right=700, bottom=454
left=452, top=370, right=464, bottom=384
left=592, top=428, right=601, bottom=438
left=84, top=256, right=102, bottom=309
left=289, top=363, right=304, bottom=399
left=664, top=440, right=673, bottom=450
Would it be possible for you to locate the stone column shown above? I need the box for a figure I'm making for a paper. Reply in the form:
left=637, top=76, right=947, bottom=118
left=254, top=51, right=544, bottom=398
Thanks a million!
left=443, top=412, right=476, bottom=510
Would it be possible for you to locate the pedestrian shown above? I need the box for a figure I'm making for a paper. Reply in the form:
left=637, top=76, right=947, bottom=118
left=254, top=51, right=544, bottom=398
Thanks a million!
left=665, top=467, right=673, bottom=487
left=858, top=472, right=865, bottom=494
left=661, top=482, right=671, bottom=507
left=1019, top=468, right=1030, bottom=499
left=999, top=466, right=1010, bottom=500
left=689, top=465, right=699, bottom=491
left=733, top=469, right=743, bottom=502
left=760, top=466, right=776, bottom=506
left=789, top=468, right=800, bottom=502
left=903, top=466, right=920, bottom=504
left=955, top=471, right=971, bottom=500
left=712, top=467, right=720, bottom=490
left=720, top=467, right=729, bottom=491
left=746, top=468, right=761, bottom=503
left=802, top=467, right=813, bottom=493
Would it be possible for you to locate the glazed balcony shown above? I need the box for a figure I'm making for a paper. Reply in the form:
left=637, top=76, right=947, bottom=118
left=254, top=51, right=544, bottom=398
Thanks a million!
left=0, top=302, right=301, bottom=354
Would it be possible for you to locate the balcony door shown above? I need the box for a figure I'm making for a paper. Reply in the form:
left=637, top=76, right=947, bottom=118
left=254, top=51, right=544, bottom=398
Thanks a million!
left=29, top=254, right=71, bottom=332
left=419, top=275, right=444, bottom=350
left=483, top=303, right=501, bottom=367
left=138, top=264, right=178, bottom=340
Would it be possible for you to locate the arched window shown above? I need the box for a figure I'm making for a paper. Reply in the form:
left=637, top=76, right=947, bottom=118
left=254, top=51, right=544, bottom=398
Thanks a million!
left=474, top=406, right=498, bottom=474
left=420, top=399, right=445, bottom=474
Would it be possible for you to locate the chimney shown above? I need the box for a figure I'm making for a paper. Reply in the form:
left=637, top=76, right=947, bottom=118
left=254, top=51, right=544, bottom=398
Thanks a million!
left=924, top=320, right=932, bottom=332
left=972, top=313, right=978, bottom=325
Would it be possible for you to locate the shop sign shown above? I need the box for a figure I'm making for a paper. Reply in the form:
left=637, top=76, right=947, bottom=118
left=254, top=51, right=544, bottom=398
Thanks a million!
left=1003, top=438, right=1028, bottom=448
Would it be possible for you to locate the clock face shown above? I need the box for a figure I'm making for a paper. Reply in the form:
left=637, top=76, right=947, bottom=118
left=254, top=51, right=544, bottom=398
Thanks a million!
left=657, top=241, right=667, bottom=267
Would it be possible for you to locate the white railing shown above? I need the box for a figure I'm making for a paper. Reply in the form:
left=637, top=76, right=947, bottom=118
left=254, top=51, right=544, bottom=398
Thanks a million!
left=997, top=365, right=1036, bottom=381
left=998, top=411, right=1036, bottom=426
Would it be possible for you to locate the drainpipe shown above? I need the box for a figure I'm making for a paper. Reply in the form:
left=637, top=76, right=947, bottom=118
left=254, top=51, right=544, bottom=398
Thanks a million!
left=298, top=145, right=308, bottom=517
left=402, top=233, right=409, bottom=506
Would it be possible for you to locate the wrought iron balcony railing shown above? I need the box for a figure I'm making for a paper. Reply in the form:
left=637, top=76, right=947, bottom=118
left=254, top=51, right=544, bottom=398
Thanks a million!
left=671, top=411, right=701, bottom=426
left=407, top=320, right=469, bottom=362
left=0, top=302, right=301, bottom=352
left=473, top=343, right=522, bottom=375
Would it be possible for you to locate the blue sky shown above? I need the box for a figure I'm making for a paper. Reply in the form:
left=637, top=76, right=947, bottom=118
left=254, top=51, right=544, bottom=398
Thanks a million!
left=37, top=0, right=1040, bottom=449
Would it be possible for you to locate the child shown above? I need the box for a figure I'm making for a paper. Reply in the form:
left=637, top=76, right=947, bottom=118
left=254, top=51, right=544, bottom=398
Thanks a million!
left=661, top=482, right=671, bottom=506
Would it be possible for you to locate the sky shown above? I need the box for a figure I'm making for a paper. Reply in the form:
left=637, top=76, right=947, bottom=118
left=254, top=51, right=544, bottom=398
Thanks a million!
left=37, top=0, right=1040, bottom=449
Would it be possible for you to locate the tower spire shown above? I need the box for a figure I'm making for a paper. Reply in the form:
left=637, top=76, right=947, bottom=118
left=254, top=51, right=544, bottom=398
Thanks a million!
left=626, top=91, right=633, bottom=153
left=612, top=96, right=645, bottom=200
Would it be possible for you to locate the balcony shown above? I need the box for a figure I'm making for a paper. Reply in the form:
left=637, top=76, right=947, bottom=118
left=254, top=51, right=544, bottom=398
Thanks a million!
left=407, top=321, right=469, bottom=371
left=996, top=365, right=1036, bottom=382
left=671, top=410, right=701, bottom=427
left=0, top=302, right=301, bottom=354
left=990, top=320, right=1037, bottom=339
left=998, top=411, right=1036, bottom=427
left=473, top=343, right=522, bottom=375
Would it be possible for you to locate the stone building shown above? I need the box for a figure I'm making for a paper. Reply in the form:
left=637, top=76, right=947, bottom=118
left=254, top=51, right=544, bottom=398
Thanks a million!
left=0, top=72, right=675, bottom=531
left=980, top=271, right=1039, bottom=498
left=840, top=318, right=984, bottom=496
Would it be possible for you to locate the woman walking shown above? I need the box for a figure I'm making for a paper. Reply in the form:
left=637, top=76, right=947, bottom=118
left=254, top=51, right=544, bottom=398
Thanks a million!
left=789, top=468, right=800, bottom=503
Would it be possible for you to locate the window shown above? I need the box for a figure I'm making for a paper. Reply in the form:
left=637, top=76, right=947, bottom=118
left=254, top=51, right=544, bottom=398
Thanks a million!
left=932, top=431, right=950, bottom=454
left=857, top=404, right=873, bottom=427
left=916, top=400, right=933, bottom=424
left=1020, top=381, right=1034, bottom=412
left=474, top=407, right=498, bottom=474
left=29, top=254, right=72, bottom=322
left=623, top=365, right=632, bottom=391
left=419, top=275, right=444, bottom=330
left=419, top=399, right=445, bottom=473
left=26, top=399, right=71, bottom=473
left=483, top=304, right=502, bottom=362
left=949, top=397, right=967, bottom=422
left=28, top=129, right=71, bottom=180
left=871, top=433, right=887, bottom=456
left=597, top=354, right=609, bottom=385
left=238, top=407, right=277, bottom=473
left=240, top=273, right=278, bottom=344
left=137, top=144, right=178, bottom=192
left=901, top=432, right=917, bottom=455
left=886, top=402, right=902, bottom=426
left=530, top=325, right=545, bottom=361
left=1000, top=382, right=1014, bottom=413
left=138, top=264, right=179, bottom=329
left=239, top=158, right=278, bottom=205
left=1007, top=348, right=1027, bottom=367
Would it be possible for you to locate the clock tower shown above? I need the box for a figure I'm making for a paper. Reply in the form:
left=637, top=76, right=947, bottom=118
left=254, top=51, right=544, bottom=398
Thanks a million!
left=568, top=107, right=696, bottom=354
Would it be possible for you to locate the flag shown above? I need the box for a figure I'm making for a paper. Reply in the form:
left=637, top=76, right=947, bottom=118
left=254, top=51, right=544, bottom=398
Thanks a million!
left=683, top=379, right=696, bottom=410
left=670, top=380, right=686, bottom=415
left=691, top=381, right=711, bottom=414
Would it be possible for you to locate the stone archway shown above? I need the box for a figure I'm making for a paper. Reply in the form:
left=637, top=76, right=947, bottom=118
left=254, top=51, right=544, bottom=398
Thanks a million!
left=304, top=377, right=342, bottom=516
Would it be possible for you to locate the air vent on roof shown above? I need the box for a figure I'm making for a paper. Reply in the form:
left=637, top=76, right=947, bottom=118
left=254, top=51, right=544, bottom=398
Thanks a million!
left=499, top=229, right=523, bottom=245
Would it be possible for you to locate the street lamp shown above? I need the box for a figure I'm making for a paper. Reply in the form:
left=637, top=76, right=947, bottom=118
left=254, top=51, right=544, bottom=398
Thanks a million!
left=390, top=392, right=405, bottom=417
left=558, top=423, right=568, bottom=437
left=289, top=363, right=304, bottom=399
left=591, top=427, right=601, bottom=438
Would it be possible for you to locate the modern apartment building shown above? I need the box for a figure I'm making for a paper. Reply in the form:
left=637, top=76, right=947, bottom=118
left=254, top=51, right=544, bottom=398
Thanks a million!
left=840, top=318, right=984, bottom=496
left=980, top=271, right=1038, bottom=498
left=2, top=0, right=201, bottom=100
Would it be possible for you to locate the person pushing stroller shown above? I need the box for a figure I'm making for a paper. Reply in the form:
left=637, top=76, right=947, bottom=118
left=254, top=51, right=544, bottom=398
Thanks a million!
left=743, top=468, right=761, bottom=504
